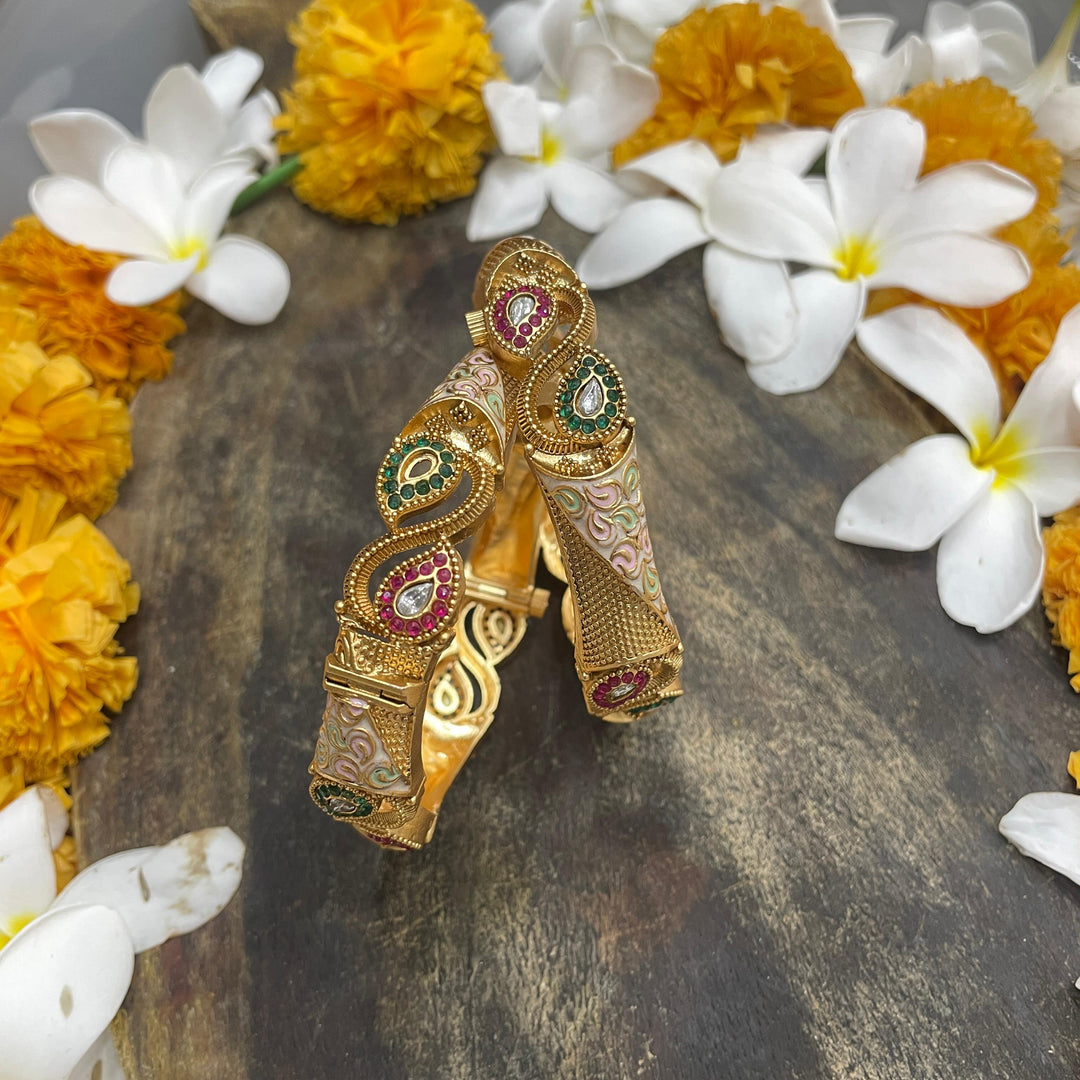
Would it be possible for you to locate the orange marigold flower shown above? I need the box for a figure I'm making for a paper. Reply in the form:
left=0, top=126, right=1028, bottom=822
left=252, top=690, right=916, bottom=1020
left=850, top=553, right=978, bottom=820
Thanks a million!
left=0, top=302, right=131, bottom=519
left=277, top=0, right=501, bottom=225
left=1044, top=507, right=1080, bottom=692
left=0, top=487, right=138, bottom=779
left=1069, top=750, right=1080, bottom=788
left=0, top=217, right=185, bottom=401
left=613, top=3, right=862, bottom=167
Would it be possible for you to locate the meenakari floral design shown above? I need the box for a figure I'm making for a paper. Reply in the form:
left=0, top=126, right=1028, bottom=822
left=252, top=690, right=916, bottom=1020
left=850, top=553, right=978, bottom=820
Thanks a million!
left=312, top=693, right=410, bottom=794
left=421, top=349, right=507, bottom=447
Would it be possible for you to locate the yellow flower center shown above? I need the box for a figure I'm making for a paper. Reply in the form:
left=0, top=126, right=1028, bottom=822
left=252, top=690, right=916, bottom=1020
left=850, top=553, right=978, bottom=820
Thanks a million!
left=540, top=128, right=562, bottom=166
left=0, top=912, right=37, bottom=951
left=970, top=421, right=1028, bottom=488
left=168, top=237, right=209, bottom=271
left=834, top=235, right=879, bottom=281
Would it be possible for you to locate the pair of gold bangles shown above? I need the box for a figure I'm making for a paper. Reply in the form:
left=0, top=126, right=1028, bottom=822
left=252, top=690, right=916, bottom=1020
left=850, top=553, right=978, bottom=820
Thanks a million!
left=309, top=237, right=684, bottom=850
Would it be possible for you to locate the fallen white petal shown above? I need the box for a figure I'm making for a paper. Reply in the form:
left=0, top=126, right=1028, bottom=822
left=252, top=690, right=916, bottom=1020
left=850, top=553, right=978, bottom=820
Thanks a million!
left=619, top=139, right=721, bottom=208
left=703, top=243, right=797, bottom=365
left=182, top=158, right=258, bottom=244
left=28, top=109, right=132, bottom=184
left=200, top=47, right=263, bottom=116
left=465, top=157, right=548, bottom=242
left=30, top=177, right=166, bottom=259
left=577, top=198, right=709, bottom=289
left=836, top=434, right=990, bottom=551
left=0, top=905, right=134, bottom=1080
left=1008, top=448, right=1080, bottom=515
left=547, top=159, right=632, bottom=233
left=0, top=788, right=64, bottom=932
left=706, top=160, right=840, bottom=267
left=856, top=305, right=1001, bottom=445
left=52, top=827, right=244, bottom=954
left=827, top=108, right=925, bottom=240
left=67, top=1028, right=124, bottom=1080
left=738, top=126, right=830, bottom=176
left=936, top=485, right=1043, bottom=633
left=482, top=81, right=541, bottom=159
left=106, top=255, right=198, bottom=307
left=186, top=237, right=289, bottom=325
left=872, top=233, right=1031, bottom=306
left=1000, top=792, right=1080, bottom=886
left=144, top=63, right=227, bottom=188
left=746, top=271, right=864, bottom=395
left=103, top=143, right=184, bottom=242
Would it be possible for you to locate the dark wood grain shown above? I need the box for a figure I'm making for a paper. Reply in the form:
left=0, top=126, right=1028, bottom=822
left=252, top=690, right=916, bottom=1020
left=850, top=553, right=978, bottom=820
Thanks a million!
left=74, top=1, right=1080, bottom=1076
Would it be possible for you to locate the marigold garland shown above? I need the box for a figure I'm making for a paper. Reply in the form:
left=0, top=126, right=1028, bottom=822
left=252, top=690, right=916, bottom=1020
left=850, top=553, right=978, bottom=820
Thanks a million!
left=613, top=3, right=863, bottom=168
left=277, top=0, right=501, bottom=225
left=0, top=217, right=185, bottom=402
left=0, top=486, right=139, bottom=782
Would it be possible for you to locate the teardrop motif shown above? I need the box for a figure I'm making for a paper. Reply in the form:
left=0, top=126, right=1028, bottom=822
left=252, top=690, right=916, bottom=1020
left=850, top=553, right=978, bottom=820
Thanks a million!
left=575, top=376, right=604, bottom=418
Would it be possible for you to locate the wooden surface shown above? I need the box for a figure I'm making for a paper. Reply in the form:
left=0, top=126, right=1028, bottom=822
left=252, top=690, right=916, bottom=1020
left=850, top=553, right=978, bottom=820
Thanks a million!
left=74, top=1, right=1080, bottom=1076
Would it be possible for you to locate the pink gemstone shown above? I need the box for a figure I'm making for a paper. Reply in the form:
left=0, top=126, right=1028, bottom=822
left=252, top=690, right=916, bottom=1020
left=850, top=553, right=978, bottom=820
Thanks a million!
left=420, top=561, right=433, bottom=575
left=406, top=620, right=421, bottom=636
left=432, top=602, right=448, bottom=618
left=436, top=585, right=451, bottom=600
left=390, top=575, right=404, bottom=590
left=380, top=591, right=393, bottom=603
left=635, top=672, right=648, bottom=684
left=622, top=672, right=635, bottom=684
left=503, top=289, right=512, bottom=297
left=503, top=329, right=515, bottom=341
left=405, top=567, right=419, bottom=581
left=520, top=324, right=532, bottom=336
left=514, top=336, right=526, bottom=348
left=390, top=617, right=405, bottom=632
left=433, top=552, right=448, bottom=566
left=437, top=568, right=452, bottom=583
left=495, top=318, right=508, bottom=332
left=380, top=607, right=393, bottom=620
left=495, top=299, right=505, bottom=311
left=421, top=613, right=437, bottom=630
left=529, top=314, right=542, bottom=326
left=538, top=305, right=550, bottom=317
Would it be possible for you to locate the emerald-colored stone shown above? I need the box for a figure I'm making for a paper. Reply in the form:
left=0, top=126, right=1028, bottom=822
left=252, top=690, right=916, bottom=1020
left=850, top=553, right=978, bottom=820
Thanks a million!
left=577, top=368, right=589, bottom=379
left=607, top=390, right=620, bottom=402
left=567, top=377, right=581, bottom=390
left=402, top=442, right=414, bottom=453
left=389, top=452, right=402, bottom=465
left=388, top=494, right=402, bottom=509
left=581, top=419, right=596, bottom=434
left=431, top=475, right=444, bottom=489
left=602, top=375, right=616, bottom=387
left=416, top=480, right=430, bottom=496
left=440, top=451, right=454, bottom=463
left=401, top=484, right=415, bottom=499
left=605, top=403, right=618, bottom=417
left=596, top=416, right=609, bottom=429
left=384, top=480, right=398, bottom=493
left=581, top=355, right=595, bottom=366
left=568, top=416, right=581, bottom=430
left=594, top=363, right=607, bottom=374
left=430, top=441, right=444, bottom=451
left=558, top=405, right=573, bottom=418
left=416, top=437, right=430, bottom=447
left=439, top=463, right=453, bottom=478
left=383, top=467, right=394, bottom=479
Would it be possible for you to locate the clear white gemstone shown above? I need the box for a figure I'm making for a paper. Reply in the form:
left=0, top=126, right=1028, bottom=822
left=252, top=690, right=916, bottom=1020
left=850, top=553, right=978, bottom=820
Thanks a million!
left=576, top=376, right=604, bottom=417
left=507, top=294, right=535, bottom=324
left=608, top=681, right=637, bottom=700
left=327, top=796, right=357, bottom=814
left=396, top=580, right=433, bottom=616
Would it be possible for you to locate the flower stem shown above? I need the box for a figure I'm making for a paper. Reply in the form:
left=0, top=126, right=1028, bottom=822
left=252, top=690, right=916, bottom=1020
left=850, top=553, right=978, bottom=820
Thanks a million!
left=230, top=156, right=303, bottom=216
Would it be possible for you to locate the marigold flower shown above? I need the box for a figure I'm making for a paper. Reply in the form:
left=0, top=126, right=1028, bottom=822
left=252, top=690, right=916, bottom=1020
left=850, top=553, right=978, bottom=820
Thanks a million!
left=0, top=218, right=185, bottom=402
left=1044, top=507, right=1080, bottom=691
left=613, top=3, right=862, bottom=168
left=1069, top=749, right=1080, bottom=787
left=0, top=312, right=131, bottom=519
left=277, top=0, right=501, bottom=225
left=0, top=487, right=138, bottom=779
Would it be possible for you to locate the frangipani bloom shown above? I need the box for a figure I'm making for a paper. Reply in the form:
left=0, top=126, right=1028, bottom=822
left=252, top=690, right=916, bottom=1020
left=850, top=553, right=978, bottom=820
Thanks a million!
left=578, top=128, right=829, bottom=364
left=0, top=786, right=243, bottom=1080
left=705, top=107, right=1034, bottom=394
left=466, top=43, right=658, bottom=241
left=837, top=304, right=1080, bottom=633
left=28, top=48, right=279, bottom=191
left=1000, top=791, right=1080, bottom=888
left=31, top=146, right=289, bottom=324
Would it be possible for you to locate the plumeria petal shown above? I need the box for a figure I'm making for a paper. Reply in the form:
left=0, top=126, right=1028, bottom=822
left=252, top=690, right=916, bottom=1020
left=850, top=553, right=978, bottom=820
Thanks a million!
left=1000, top=791, right=1080, bottom=886
left=466, top=157, right=548, bottom=242
left=835, top=434, right=991, bottom=551
left=52, top=827, right=244, bottom=954
left=224, top=90, right=280, bottom=165
left=482, top=81, right=542, bottom=158
left=738, top=126, right=830, bottom=175
left=538, top=0, right=583, bottom=87
left=200, top=47, right=263, bottom=116
left=827, top=108, right=924, bottom=240
left=703, top=244, right=797, bottom=365
left=144, top=63, right=227, bottom=187
left=577, top=198, right=709, bottom=288
left=847, top=35, right=912, bottom=108
left=28, top=109, right=132, bottom=184
left=489, top=1, right=543, bottom=82
left=106, top=255, right=199, bottom=307
left=619, top=139, right=721, bottom=207
left=1007, top=448, right=1080, bottom=515
left=30, top=177, right=166, bottom=259
left=68, top=1029, right=124, bottom=1080
left=0, top=787, right=64, bottom=931
left=103, top=143, right=184, bottom=243
left=1034, top=85, right=1080, bottom=156
left=186, top=236, right=290, bottom=325
left=999, top=304, right=1080, bottom=450
left=871, top=233, right=1031, bottom=305
left=182, top=158, right=258, bottom=243
left=856, top=306, right=1001, bottom=446
left=881, top=162, right=1036, bottom=241
left=746, top=272, right=864, bottom=395
left=547, top=159, right=632, bottom=232
left=705, top=161, right=840, bottom=267
left=0, top=904, right=134, bottom=1080
left=936, top=485, right=1043, bottom=633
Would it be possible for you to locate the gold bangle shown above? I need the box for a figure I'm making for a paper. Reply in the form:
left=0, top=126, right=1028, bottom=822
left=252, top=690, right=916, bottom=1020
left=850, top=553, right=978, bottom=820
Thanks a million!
left=309, top=237, right=684, bottom=849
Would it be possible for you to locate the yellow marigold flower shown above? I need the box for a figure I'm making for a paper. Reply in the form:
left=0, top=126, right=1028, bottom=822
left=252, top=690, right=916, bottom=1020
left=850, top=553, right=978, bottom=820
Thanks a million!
left=0, top=217, right=185, bottom=402
left=0, top=487, right=138, bottom=778
left=1069, top=750, right=1080, bottom=788
left=613, top=3, right=862, bottom=167
left=277, top=0, right=501, bottom=225
left=1044, top=507, right=1080, bottom=692
left=0, top=318, right=131, bottom=519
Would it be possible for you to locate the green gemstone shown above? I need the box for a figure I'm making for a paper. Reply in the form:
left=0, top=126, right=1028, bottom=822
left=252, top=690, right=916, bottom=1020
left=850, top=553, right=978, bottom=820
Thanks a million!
left=430, top=441, right=444, bottom=452
left=401, top=484, right=415, bottom=499
left=439, top=463, right=453, bottom=478
left=567, top=377, right=581, bottom=390
left=602, top=375, right=616, bottom=387
left=416, top=437, right=430, bottom=447
left=558, top=405, right=573, bottom=418
left=389, top=452, right=403, bottom=465
left=605, top=403, right=618, bottom=417
left=594, top=363, right=607, bottom=374
left=581, top=419, right=596, bottom=434
left=383, top=480, right=398, bottom=493
left=440, top=451, right=454, bottom=463
left=431, top=475, right=444, bottom=489
left=402, top=442, right=414, bottom=453
left=383, top=467, right=395, bottom=479
left=577, top=368, right=589, bottom=379
left=388, top=494, right=402, bottom=509
left=581, top=355, right=595, bottom=367
left=416, top=480, right=430, bottom=496
left=607, top=390, right=620, bottom=402
left=568, top=416, right=581, bottom=430
left=596, top=416, right=609, bottom=429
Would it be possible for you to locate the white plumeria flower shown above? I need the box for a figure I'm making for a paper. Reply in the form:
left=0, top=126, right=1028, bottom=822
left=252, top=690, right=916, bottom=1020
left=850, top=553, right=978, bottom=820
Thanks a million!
left=578, top=128, right=830, bottom=364
left=488, top=0, right=585, bottom=86
left=466, top=43, right=659, bottom=242
left=837, top=303, right=1080, bottom=633
left=1000, top=791, right=1080, bottom=887
left=704, top=107, right=1034, bottom=394
left=31, top=144, right=290, bottom=324
left=28, top=48, right=279, bottom=192
left=907, top=0, right=1035, bottom=87
left=0, top=786, right=243, bottom=1080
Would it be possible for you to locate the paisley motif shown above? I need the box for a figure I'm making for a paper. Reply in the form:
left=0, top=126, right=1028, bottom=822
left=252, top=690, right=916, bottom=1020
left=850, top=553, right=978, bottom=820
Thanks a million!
left=312, top=692, right=410, bottom=794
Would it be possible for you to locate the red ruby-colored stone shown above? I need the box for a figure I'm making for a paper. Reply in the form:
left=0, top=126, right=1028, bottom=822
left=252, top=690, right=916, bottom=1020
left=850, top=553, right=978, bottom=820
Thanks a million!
left=514, top=335, right=527, bottom=348
left=421, top=613, right=437, bottom=630
left=380, top=607, right=393, bottom=620
left=503, top=329, right=515, bottom=341
left=433, top=552, right=448, bottom=566
left=390, top=575, right=404, bottom=590
left=405, top=567, right=419, bottom=581
left=432, top=601, right=448, bottom=617
left=420, top=561, right=433, bottom=575
left=437, top=568, right=452, bottom=582
left=380, top=591, right=394, bottom=603
left=520, top=324, right=532, bottom=336
left=390, top=617, right=405, bottom=632
left=635, top=671, right=648, bottom=684
left=529, top=313, right=542, bottom=326
left=538, top=305, right=550, bottom=317
left=436, top=585, right=451, bottom=600
left=622, top=672, right=635, bottom=683
left=496, top=318, right=508, bottom=332
left=406, top=620, right=421, bottom=636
